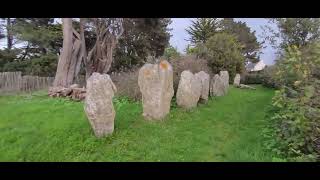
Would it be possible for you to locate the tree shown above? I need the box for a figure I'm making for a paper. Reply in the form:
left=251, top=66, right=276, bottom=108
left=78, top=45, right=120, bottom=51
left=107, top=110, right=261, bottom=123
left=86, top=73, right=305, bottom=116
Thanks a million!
left=186, top=18, right=220, bottom=44
left=0, top=18, right=15, bottom=50
left=53, top=18, right=76, bottom=87
left=0, top=18, right=62, bottom=76
left=220, top=18, right=261, bottom=64
left=0, top=22, right=4, bottom=39
left=204, top=33, right=245, bottom=81
left=112, top=18, right=171, bottom=71
left=12, top=18, right=62, bottom=57
left=53, top=18, right=124, bottom=87
left=85, top=18, right=124, bottom=78
left=163, top=45, right=180, bottom=60
left=264, top=18, right=320, bottom=50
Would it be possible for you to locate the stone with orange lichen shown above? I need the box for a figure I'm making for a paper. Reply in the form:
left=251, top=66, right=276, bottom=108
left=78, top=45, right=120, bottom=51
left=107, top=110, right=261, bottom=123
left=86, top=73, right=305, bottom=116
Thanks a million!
left=144, top=69, right=151, bottom=76
left=138, top=60, right=174, bottom=120
left=159, top=61, right=169, bottom=70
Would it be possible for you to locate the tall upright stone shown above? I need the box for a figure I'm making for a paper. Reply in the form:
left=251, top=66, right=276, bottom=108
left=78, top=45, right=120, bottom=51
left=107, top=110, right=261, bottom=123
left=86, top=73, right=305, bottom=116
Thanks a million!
left=210, top=74, right=225, bottom=96
left=176, top=70, right=202, bottom=109
left=195, top=71, right=210, bottom=102
left=138, top=60, right=174, bottom=120
left=84, top=73, right=117, bottom=137
left=220, top=71, right=229, bottom=95
left=233, top=73, right=241, bottom=86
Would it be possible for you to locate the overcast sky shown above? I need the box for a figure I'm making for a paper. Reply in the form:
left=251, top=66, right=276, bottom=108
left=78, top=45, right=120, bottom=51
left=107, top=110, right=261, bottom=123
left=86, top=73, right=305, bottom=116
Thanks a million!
left=168, top=18, right=278, bottom=65
left=1, top=18, right=278, bottom=65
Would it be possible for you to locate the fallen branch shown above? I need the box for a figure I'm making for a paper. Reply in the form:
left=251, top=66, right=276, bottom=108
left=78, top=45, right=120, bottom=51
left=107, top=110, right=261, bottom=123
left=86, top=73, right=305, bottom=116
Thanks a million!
left=48, top=84, right=86, bottom=101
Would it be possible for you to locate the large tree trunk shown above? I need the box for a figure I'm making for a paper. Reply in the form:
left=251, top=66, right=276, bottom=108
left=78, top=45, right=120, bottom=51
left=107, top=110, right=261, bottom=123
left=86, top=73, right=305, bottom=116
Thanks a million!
left=53, top=18, right=83, bottom=87
left=53, top=18, right=73, bottom=87
left=86, top=18, right=123, bottom=78
left=53, top=18, right=123, bottom=90
left=6, top=18, right=13, bottom=50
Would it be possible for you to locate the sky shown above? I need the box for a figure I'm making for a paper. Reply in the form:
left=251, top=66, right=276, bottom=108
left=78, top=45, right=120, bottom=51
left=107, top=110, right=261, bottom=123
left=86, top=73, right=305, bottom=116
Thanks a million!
left=1, top=18, right=278, bottom=65
left=168, top=18, right=278, bottom=65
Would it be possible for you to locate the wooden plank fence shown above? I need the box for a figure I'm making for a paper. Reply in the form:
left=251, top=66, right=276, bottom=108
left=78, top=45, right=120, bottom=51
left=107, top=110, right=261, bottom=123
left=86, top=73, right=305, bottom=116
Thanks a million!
left=0, top=72, right=54, bottom=94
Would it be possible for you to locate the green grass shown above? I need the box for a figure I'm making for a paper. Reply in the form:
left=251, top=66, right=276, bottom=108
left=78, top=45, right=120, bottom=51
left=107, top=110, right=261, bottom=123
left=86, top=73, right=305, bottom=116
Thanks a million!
left=0, top=85, right=275, bottom=162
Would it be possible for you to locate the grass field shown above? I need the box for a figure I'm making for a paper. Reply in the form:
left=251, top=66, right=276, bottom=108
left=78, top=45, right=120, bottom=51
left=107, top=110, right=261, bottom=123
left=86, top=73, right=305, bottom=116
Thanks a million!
left=0, top=85, right=275, bottom=161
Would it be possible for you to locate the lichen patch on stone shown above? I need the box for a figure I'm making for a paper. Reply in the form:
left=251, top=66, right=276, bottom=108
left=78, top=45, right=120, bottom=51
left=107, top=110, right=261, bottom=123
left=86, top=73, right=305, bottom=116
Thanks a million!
left=159, top=61, right=168, bottom=70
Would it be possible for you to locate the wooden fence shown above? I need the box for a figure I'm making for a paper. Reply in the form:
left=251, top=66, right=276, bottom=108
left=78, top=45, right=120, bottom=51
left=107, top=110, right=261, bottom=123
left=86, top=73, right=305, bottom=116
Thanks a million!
left=0, top=72, right=54, bottom=94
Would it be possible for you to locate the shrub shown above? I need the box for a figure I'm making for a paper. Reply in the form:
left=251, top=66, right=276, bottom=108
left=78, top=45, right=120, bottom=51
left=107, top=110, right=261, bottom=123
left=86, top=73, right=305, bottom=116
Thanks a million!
left=241, top=71, right=263, bottom=84
left=170, top=55, right=212, bottom=93
left=2, top=53, right=58, bottom=77
left=110, top=68, right=141, bottom=101
left=163, top=45, right=180, bottom=61
left=261, top=65, right=281, bottom=88
left=265, top=44, right=320, bottom=161
left=195, top=33, right=245, bottom=83
left=241, top=66, right=281, bottom=89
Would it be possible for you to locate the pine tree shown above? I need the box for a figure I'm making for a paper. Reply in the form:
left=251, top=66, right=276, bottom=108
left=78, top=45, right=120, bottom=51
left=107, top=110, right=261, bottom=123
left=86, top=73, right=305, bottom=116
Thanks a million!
left=186, top=18, right=220, bottom=44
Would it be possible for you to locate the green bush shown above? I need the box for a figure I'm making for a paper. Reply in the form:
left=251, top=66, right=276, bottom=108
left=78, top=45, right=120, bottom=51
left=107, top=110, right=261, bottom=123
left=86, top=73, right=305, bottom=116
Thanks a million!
left=2, top=53, right=57, bottom=77
left=261, top=65, right=281, bottom=89
left=163, top=45, right=180, bottom=61
left=241, top=72, right=263, bottom=84
left=0, top=49, right=21, bottom=71
left=197, top=33, right=245, bottom=83
left=265, top=44, right=320, bottom=161
left=241, top=66, right=281, bottom=89
left=110, top=68, right=141, bottom=101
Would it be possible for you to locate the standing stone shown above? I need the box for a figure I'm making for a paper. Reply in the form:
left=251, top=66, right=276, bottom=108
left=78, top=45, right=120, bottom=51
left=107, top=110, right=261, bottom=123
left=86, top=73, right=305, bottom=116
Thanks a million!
left=84, top=73, right=117, bottom=137
left=138, top=60, right=174, bottom=120
left=220, top=71, right=229, bottom=95
left=195, top=71, right=210, bottom=102
left=176, top=70, right=202, bottom=109
left=210, top=74, right=225, bottom=96
left=220, top=71, right=229, bottom=88
left=233, top=73, right=241, bottom=86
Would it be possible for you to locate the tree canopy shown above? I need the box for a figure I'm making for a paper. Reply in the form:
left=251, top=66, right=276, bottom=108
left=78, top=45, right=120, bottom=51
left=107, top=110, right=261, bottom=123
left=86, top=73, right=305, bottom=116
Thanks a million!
left=186, top=18, right=220, bottom=44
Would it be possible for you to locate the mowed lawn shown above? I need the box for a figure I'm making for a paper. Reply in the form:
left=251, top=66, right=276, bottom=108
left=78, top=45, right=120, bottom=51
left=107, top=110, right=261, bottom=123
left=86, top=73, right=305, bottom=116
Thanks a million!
left=0, top=85, right=275, bottom=162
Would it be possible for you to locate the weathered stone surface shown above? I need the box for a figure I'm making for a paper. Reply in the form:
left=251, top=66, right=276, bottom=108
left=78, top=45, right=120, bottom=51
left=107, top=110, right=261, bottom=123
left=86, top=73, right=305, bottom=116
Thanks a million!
left=138, top=60, right=174, bottom=120
left=220, top=71, right=229, bottom=95
left=70, top=84, right=80, bottom=89
left=176, top=70, right=202, bottom=109
left=195, top=71, right=210, bottom=102
left=233, top=73, right=241, bottom=86
left=84, top=73, right=117, bottom=137
left=220, top=71, right=229, bottom=88
left=238, top=84, right=256, bottom=90
left=210, top=74, right=225, bottom=96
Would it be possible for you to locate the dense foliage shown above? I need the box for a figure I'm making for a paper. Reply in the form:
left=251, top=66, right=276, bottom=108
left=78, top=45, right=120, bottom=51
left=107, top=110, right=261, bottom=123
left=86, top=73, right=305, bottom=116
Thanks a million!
left=163, top=45, right=180, bottom=60
left=112, top=18, right=171, bottom=71
left=186, top=18, right=220, bottom=44
left=265, top=18, right=320, bottom=50
left=0, top=18, right=171, bottom=76
left=264, top=44, right=320, bottom=161
left=241, top=66, right=280, bottom=89
left=186, top=18, right=261, bottom=64
left=220, top=18, right=261, bottom=63
left=202, top=33, right=245, bottom=82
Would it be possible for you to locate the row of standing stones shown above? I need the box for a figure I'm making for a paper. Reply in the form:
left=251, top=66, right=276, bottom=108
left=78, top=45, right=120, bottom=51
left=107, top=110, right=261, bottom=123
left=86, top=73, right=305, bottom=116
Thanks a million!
left=83, top=60, right=241, bottom=138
